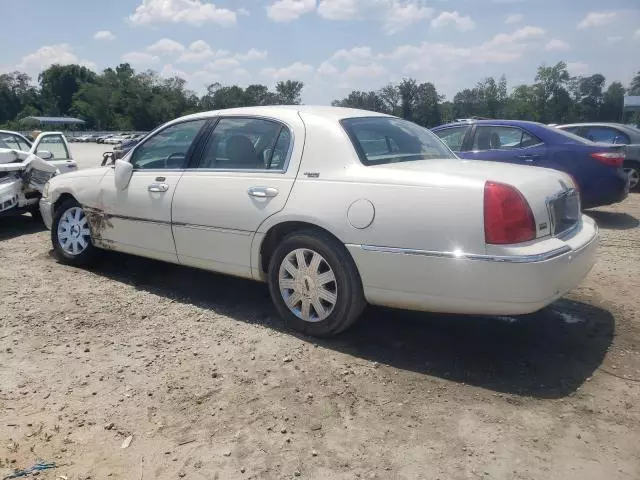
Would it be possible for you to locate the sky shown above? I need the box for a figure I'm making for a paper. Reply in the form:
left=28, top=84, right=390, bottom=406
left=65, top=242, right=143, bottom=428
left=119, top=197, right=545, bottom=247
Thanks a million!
left=1, top=0, right=639, bottom=104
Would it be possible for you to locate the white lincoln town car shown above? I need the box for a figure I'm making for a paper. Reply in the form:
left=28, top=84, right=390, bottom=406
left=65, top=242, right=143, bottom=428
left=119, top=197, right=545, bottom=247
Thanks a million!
left=40, top=106, right=598, bottom=337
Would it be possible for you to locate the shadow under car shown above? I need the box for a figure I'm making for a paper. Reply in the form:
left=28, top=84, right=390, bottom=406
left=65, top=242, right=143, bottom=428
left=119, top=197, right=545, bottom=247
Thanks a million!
left=65, top=250, right=614, bottom=400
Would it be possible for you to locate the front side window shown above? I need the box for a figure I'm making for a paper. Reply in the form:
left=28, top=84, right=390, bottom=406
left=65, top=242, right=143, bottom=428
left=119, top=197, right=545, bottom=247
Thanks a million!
left=584, top=127, right=630, bottom=145
left=36, top=134, right=70, bottom=159
left=342, top=117, right=456, bottom=166
left=433, top=126, right=470, bottom=152
left=131, top=119, right=207, bottom=169
left=472, top=126, right=542, bottom=151
left=197, top=117, right=290, bottom=170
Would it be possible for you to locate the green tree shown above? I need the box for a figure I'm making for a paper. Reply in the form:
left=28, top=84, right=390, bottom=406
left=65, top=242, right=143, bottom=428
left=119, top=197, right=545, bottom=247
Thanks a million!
left=601, top=81, right=625, bottom=122
left=629, top=71, right=640, bottom=95
left=39, top=64, right=97, bottom=116
left=275, top=80, right=304, bottom=104
left=332, top=90, right=387, bottom=112
left=534, top=62, right=571, bottom=122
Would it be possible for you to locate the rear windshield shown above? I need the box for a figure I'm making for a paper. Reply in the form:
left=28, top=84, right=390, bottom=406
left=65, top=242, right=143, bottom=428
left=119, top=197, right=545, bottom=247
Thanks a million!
left=552, top=126, right=595, bottom=145
left=341, top=117, right=456, bottom=166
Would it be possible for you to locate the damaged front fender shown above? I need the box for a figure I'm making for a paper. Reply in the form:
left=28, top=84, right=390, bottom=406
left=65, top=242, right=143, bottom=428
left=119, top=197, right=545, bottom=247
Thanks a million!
left=0, top=148, right=59, bottom=216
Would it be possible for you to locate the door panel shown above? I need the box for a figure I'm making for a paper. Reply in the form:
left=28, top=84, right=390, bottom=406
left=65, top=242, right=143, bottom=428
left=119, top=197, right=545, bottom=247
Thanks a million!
left=462, top=125, right=548, bottom=166
left=172, top=173, right=295, bottom=278
left=171, top=114, right=305, bottom=278
left=94, top=170, right=182, bottom=262
left=31, top=132, right=77, bottom=173
left=89, top=119, right=209, bottom=262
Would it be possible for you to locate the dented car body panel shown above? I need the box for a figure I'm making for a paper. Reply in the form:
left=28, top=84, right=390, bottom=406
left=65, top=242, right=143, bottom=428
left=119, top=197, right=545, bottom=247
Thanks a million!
left=0, top=131, right=78, bottom=218
left=0, top=149, right=59, bottom=217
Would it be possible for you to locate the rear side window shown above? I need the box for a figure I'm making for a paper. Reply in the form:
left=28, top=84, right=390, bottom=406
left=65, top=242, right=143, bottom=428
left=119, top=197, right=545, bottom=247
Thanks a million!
left=433, top=126, right=470, bottom=151
left=583, top=126, right=630, bottom=145
left=341, top=117, right=456, bottom=166
left=197, top=117, right=290, bottom=170
left=472, top=126, right=542, bottom=151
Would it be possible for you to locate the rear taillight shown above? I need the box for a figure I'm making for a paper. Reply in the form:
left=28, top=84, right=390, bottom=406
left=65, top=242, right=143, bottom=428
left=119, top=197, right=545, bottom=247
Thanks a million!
left=590, top=151, right=625, bottom=167
left=484, top=181, right=536, bottom=245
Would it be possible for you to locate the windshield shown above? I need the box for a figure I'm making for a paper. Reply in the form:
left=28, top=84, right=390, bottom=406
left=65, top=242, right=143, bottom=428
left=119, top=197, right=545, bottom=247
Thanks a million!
left=341, top=117, right=456, bottom=166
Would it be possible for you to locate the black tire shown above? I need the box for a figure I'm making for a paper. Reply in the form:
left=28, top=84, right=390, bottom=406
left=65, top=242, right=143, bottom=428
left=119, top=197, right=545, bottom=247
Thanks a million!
left=29, top=205, right=42, bottom=222
left=624, top=160, right=640, bottom=192
left=51, top=198, right=100, bottom=266
left=267, top=230, right=366, bottom=337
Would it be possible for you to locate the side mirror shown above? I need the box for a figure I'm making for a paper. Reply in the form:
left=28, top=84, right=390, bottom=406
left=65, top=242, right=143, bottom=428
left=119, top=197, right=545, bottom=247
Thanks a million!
left=114, top=160, right=133, bottom=191
left=38, top=150, right=53, bottom=160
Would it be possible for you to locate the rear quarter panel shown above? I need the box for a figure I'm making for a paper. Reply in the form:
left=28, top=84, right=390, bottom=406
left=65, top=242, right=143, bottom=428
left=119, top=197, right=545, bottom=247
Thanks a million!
left=257, top=114, right=486, bottom=258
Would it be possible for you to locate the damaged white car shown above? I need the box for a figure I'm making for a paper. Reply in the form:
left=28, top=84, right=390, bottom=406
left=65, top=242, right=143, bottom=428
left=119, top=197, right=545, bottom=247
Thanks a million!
left=0, top=132, right=77, bottom=219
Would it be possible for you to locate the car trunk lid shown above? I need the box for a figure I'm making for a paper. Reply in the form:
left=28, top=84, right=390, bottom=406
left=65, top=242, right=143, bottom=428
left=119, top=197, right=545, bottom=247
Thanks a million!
left=364, top=159, right=579, bottom=240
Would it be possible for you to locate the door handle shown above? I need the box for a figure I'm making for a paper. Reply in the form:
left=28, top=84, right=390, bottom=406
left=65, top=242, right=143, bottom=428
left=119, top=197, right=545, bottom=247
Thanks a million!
left=248, top=187, right=279, bottom=198
left=518, top=155, right=535, bottom=162
left=148, top=183, right=169, bottom=193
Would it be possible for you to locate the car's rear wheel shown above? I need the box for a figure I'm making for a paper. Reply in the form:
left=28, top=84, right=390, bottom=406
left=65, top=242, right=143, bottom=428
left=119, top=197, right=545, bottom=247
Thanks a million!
left=268, top=231, right=365, bottom=337
left=52, top=199, right=100, bottom=266
left=624, top=161, right=640, bottom=192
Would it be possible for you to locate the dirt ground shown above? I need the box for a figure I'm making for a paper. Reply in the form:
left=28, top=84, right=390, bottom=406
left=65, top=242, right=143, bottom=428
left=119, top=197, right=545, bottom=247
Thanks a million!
left=1, top=193, right=639, bottom=480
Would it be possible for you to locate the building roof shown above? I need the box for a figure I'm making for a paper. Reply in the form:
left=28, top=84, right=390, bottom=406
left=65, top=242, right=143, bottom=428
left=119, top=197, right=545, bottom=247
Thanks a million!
left=20, top=116, right=86, bottom=125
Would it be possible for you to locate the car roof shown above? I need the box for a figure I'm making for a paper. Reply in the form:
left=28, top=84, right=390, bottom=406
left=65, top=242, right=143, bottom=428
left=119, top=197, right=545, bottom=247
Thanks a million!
left=176, top=105, right=392, bottom=124
left=557, top=122, right=628, bottom=129
left=556, top=122, right=640, bottom=140
left=433, top=119, right=544, bottom=130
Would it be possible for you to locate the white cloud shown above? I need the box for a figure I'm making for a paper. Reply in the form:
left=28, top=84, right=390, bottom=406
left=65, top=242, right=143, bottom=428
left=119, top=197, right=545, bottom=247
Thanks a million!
left=177, top=40, right=218, bottom=63
left=93, top=30, right=115, bottom=41
left=235, top=48, right=268, bottom=61
left=316, top=0, right=433, bottom=34
left=121, top=51, right=159, bottom=65
left=504, top=13, right=522, bottom=24
left=17, top=44, right=96, bottom=74
left=382, top=1, right=433, bottom=34
left=232, top=68, right=250, bottom=77
left=606, top=36, right=623, bottom=44
left=317, top=0, right=358, bottom=19
left=342, top=63, right=387, bottom=80
left=267, top=0, right=316, bottom=22
left=330, top=46, right=374, bottom=63
left=431, top=11, right=475, bottom=31
left=634, top=29, right=640, bottom=39
left=129, top=0, right=237, bottom=27
left=577, top=11, right=618, bottom=29
left=384, top=25, right=544, bottom=74
left=317, top=61, right=340, bottom=76
left=147, top=38, right=185, bottom=55
left=160, top=64, right=188, bottom=79
left=567, top=61, right=589, bottom=75
left=471, top=26, right=545, bottom=63
left=261, top=62, right=314, bottom=80
left=545, top=39, right=570, bottom=51
left=208, top=57, right=241, bottom=71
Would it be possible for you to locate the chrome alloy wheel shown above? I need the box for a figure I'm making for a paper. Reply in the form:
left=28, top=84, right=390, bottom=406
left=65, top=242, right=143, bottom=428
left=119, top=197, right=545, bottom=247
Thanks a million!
left=624, top=166, right=640, bottom=190
left=278, top=248, right=338, bottom=323
left=57, top=207, right=91, bottom=255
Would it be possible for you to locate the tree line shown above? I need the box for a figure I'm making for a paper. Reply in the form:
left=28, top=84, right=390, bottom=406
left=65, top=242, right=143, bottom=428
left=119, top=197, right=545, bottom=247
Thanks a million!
left=1, top=61, right=639, bottom=132
left=333, top=63, right=640, bottom=127
left=0, top=63, right=305, bottom=131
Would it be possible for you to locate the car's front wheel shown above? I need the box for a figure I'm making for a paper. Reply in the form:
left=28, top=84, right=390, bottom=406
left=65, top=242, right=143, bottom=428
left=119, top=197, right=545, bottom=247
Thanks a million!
left=624, top=160, right=640, bottom=192
left=268, top=231, right=366, bottom=337
left=51, top=199, right=100, bottom=266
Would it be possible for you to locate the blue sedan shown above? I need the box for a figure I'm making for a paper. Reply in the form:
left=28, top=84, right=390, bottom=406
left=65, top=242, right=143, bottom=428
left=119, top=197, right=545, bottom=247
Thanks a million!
left=432, top=120, right=629, bottom=209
